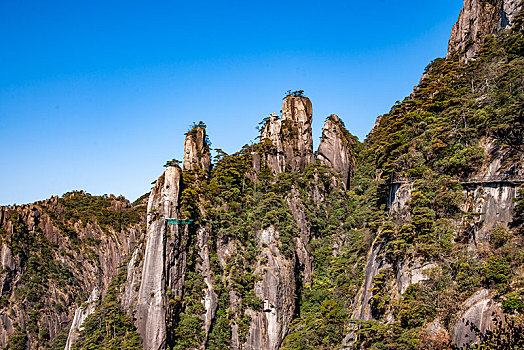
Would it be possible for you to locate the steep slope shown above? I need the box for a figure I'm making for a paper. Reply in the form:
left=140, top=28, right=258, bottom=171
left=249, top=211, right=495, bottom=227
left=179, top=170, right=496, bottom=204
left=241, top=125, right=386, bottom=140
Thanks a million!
left=96, top=96, right=359, bottom=350
left=1, top=2, right=523, bottom=349
left=317, top=114, right=358, bottom=189
left=0, top=192, right=146, bottom=349
left=259, top=93, right=314, bottom=174
left=448, top=0, right=523, bottom=61
left=342, top=10, right=524, bottom=349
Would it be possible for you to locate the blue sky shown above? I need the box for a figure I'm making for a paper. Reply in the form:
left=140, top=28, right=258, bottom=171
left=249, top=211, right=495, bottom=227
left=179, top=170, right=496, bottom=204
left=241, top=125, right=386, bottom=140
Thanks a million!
left=0, top=0, right=463, bottom=205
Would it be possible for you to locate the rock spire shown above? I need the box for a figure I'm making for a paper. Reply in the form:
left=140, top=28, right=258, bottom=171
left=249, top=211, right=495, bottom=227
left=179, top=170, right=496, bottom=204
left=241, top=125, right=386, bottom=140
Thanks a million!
left=260, top=95, right=314, bottom=174
left=447, top=0, right=523, bottom=61
left=183, top=122, right=211, bottom=172
left=317, top=114, right=356, bottom=189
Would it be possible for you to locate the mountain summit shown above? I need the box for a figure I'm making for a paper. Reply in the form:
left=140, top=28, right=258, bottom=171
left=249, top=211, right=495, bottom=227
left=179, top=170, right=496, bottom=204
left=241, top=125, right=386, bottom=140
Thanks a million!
left=448, top=0, right=523, bottom=61
left=0, top=1, right=523, bottom=349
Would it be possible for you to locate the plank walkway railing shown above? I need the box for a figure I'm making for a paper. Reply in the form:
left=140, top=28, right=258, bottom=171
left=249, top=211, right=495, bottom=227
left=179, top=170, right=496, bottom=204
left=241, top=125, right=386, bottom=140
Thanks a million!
left=386, top=175, right=524, bottom=186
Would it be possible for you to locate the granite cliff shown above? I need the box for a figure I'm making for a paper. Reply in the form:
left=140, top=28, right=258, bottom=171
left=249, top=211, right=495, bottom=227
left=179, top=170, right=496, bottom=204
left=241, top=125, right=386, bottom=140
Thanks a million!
left=0, top=1, right=523, bottom=349
left=447, top=0, right=523, bottom=61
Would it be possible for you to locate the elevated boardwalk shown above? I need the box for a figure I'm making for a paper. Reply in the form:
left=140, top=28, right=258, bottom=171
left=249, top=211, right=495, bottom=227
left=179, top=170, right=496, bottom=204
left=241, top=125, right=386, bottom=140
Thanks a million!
left=386, top=175, right=524, bottom=186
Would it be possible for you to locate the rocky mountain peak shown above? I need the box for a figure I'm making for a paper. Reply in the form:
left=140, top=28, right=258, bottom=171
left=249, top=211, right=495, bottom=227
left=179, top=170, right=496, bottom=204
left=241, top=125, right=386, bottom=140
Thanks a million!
left=447, top=0, right=523, bottom=61
left=260, top=112, right=282, bottom=151
left=317, top=114, right=356, bottom=189
left=258, top=95, right=314, bottom=174
left=281, top=95, right=312, bottom=124
left=183, top=122, right=211, bottom=172
left=281, top=95, right=314, bottom=172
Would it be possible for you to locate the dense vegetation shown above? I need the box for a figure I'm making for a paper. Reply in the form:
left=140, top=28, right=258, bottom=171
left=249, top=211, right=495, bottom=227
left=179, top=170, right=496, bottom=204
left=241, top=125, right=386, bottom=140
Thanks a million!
left=154, top=23, right=523, bottom=349
left=72, top=267, right=142, bottom=350
left=0, top=191, right=146, bottom=349
left=348, top=22, right=524, bottom=350
left=1, top=8, right=522, bottom=350
left=59, top=191, right=144, bottom=232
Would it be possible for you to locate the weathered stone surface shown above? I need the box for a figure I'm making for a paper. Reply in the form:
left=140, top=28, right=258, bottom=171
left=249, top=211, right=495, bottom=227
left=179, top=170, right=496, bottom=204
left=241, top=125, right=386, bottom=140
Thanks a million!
left=463, top=140, right=522, bottom=244
left=386, top=182, right=412, bottom=217
left=260, top=113, right=286, bottom=175
left=286, top=187, right=313, bottom=285
left=342, top=240, right=389, bottom=347
left=317, top=114, right=356, bottom=189
left=245, top=227, right=296, bottom=350
left=64, top=287, right=100, bottom=350
left=447, top=0, right=523, bottom=61
left=465, top=184, right=517, bottom=243
left=396, top=260, right=438, bottom=295
left=452, top=289, right=502, bottom=348
left=122, top=248, right=142, bottom=313
left=0, top=195, right=142, bottom=349
left=260, top=96, right=314, bottom=175
left=0, top=245, right=14, bottom=271
left=368, top=114, right=383, bottom=137
left=350, top=240, right=389, bottom=322
left=183, top=124, right=211, bottom=172
left=197, top=227, right=217, bottom=338
left=135, top=166, right=182, bottom=350
left=281, top=96, right=314, bottom=172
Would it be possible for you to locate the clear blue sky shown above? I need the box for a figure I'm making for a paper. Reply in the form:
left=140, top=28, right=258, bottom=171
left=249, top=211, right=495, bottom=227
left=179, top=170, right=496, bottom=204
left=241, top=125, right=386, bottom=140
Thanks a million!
left=0, top=0, right=463, bottom=205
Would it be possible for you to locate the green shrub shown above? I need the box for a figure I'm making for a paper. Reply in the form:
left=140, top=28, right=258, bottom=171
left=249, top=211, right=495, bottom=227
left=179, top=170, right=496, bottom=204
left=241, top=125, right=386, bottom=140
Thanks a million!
left=484, top=254, right=511, bottom=290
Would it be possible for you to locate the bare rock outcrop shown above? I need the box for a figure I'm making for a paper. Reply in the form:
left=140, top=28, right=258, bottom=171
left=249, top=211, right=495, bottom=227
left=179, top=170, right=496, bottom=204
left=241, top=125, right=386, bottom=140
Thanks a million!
left=386, top=182, right=412, bottom=216
left=183, top=123, right=211, bottom=172
left=260, top=113, right=286, bottom=174
left=0, top=195, right=143, bottom=349
left=245, top=227, right=296, bottom=350
left=463, top=140, right=522, bottom=244
left=260, top=96, right=314, bottom=174
left=286, top=187, right=313, bottom=285
left=64, top=287, right=100, bottom=350
left=452, top=289, right=502, bottom=348
left=396, top=260, right=438, bottom=295
left=135, top=166, right=182, bottom=350
left=447, top=0, right=523, bottom=61
left=197, top=227, right=218, bottom=338
left=317, top=114, right=356, bottom=189
left=349, top=240, right=390, bottom=323
left=132, top=123, right=212, bottom=350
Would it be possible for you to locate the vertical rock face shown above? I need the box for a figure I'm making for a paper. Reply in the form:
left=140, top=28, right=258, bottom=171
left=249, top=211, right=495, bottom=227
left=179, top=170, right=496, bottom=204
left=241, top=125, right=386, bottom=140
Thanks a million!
left=261, top=96, right=314, bottom=174
left=452, top=289, right=502, bottom=348
left=368, top=115, right=383, bottom=137
left=465, top=184, right=517, bottom=243
left=349, top=240, right=389, bottom=323
left=132, top=124, right=212, bottom=350
left=317, top=114, right=356, bottom=189
left=183, top=124, right=211, bottom=172
left=286, top=187, right=313, bottom=285
left=64, top=287, right=100, bottom=350
left=447, top=0, right=523, bottom=61
left=396, top=261, right=438, bottom=295
left=245, top=227, right=296, bottom=350
left=0, top=195, right=143, bottom=349
left=386, top=182, right=412, bottom=216
left=281, top=96, right=314, bottom=172
left=197, top=227, right=218, bottom=338
left=260, top=113, right=286, bottom=174
left=463, top=141, right=522, bottom=244
left=135, top=166, right=182, bottom=350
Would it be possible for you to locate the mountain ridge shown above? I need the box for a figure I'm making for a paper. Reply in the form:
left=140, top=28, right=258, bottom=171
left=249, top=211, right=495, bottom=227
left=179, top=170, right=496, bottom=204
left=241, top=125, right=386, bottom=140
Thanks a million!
left=0, top=1, right=523, bottom=349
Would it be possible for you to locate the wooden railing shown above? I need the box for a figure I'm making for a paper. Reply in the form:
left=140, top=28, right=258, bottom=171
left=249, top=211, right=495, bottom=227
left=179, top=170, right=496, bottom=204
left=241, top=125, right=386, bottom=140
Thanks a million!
left=386, top=175, right=524, bottom=186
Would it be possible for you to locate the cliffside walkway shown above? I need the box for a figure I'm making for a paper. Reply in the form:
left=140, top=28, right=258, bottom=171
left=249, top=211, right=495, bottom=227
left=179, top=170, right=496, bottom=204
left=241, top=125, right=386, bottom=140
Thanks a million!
left=386, top=175, right=524, bottom=186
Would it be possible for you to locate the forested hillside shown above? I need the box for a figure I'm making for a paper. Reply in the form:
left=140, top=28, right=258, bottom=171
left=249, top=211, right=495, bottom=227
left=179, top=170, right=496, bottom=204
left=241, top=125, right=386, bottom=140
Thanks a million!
left=0, top=1, right=522, bottom=349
